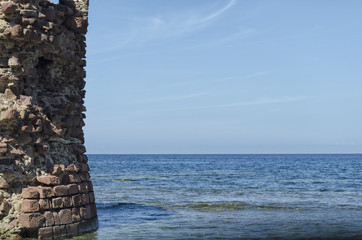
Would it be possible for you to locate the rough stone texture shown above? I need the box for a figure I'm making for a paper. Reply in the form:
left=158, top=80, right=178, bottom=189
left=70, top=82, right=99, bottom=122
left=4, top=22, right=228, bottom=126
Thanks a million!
left=0, top=0, right=97, bottom=238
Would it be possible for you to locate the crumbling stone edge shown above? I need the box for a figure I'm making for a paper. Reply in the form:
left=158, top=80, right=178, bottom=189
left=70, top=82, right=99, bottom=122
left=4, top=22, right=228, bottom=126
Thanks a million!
left=0, top=0, right=97, bottom=239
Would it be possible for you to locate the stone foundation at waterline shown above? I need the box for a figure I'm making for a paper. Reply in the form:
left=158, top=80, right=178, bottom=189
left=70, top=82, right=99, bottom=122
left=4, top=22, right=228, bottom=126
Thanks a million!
left=0, top=0, right=97, bottom=238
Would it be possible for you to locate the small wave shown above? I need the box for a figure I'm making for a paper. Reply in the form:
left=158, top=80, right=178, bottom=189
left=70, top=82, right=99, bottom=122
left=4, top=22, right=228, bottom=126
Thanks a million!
left=97, top=202, right=140, bottom=209
left=173, top=202, right=299, bottom=211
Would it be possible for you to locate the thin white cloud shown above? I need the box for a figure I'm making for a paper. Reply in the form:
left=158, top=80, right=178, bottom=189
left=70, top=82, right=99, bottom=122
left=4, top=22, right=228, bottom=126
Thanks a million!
left=88, top=0, right=238, bottom=57
left=198, top=0, right=236, bottom=24
left=150, top=92, right=207, bottom=102
left=212, top=96, right=310, bottom=108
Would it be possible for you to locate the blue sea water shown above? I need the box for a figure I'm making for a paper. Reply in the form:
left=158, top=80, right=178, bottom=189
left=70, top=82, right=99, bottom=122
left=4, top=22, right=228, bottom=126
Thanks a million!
left=74, top=154, right=362, bottom=240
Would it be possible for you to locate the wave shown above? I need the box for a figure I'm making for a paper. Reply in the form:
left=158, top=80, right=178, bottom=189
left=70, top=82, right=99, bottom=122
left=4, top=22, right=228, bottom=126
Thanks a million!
left=172, top=201, right=300, bottom=211
left=96, top=202, right=137, bottom=209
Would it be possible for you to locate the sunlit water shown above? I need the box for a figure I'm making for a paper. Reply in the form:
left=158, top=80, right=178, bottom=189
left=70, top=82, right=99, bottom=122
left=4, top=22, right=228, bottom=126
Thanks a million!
left=74, top=154, right=362, bottom=239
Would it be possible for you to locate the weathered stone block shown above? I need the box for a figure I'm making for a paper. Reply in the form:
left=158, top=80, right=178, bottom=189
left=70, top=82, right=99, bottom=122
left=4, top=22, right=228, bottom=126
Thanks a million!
left=38, top=227, right=53, bottom=239
left=63, top=196, right=72, bottom=208
left=79, top=172, right=90, bottom=182
left=59, top=209, right=72, bottom=225
left=53, top=212, right=60, bottom=225
left=1, top=2, right=17, bottom=14
left=52, top=164, right=65, bottom=175
left=19, top=213, right=45, bottom=228
left=63, top=173, right=81, bottom=184
left=67, top=184, right=79, bottom=195
left=44, top=211, right=54, bottom=227
left=78, top=218, right=98, bottom=234
left=39, top=187, right=53, bottom=198
left=21, top=199, right=39, bottom=213
left=87, top=181, right=93, bottom=191
left=65, top=163, right=80, bottom=172
left=78, top=182, right=88, bottom=193
left=53, top=185, right=68, bottom=196
left=39, top=199, right=50, bottom=210
left=22, top=187, right=39, bottom=199
left=71, top=208, right=81, bottom=222
left=80, top=163, right=89, bottom=172
left=37, top=175, right=60, bottom=185
left=72, top=194, right=82, bottom=207
left=52, top=197, right=63, bottom=209
left=66, top=222, right=79, bottom=236
left=53, top=225, right=66, bottom=238
left=81, top=193, right=89, bottom=205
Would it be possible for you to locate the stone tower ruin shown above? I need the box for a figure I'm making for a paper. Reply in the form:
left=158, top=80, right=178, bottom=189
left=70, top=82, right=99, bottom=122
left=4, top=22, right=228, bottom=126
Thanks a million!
left=0, top=0, right=98, bottom=238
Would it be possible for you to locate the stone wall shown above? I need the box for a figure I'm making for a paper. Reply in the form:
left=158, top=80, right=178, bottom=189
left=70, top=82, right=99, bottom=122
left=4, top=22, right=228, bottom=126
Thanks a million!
left=0, top=0, right=97, bottom=238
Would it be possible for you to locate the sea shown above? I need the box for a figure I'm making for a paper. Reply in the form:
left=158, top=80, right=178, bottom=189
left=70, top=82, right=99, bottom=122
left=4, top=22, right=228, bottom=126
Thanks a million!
left=74, top=154, right=362, bottom=240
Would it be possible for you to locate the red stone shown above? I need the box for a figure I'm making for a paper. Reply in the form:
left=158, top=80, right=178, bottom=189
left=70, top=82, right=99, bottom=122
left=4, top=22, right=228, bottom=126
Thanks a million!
left=37, top=175, right=60, bottom=185
left=21, top=199, right=39, bottom=213
left=22, top=187, right=39, bottom=199
left=1, top=2, right=17, bottom=14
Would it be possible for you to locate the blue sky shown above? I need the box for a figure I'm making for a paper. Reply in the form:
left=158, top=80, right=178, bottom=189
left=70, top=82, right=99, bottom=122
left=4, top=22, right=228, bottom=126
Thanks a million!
left=83, top=0, right=362, bottom=154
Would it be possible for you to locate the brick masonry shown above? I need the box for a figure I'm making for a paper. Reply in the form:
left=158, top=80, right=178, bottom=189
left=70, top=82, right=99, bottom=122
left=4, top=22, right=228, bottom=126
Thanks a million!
left=0, top=0, right=97, bottom=239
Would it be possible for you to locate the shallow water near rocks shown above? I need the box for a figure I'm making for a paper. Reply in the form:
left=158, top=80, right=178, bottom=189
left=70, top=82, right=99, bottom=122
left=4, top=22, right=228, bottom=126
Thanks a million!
left=73, top=154, right=362, bottom=239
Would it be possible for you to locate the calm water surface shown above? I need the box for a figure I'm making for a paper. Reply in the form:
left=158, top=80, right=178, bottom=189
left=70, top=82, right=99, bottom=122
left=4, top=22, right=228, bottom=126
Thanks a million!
left=74, top=154, right=362, bottom=239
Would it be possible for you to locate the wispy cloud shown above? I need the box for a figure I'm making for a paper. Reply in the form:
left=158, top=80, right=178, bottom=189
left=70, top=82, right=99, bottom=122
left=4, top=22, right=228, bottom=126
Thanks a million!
left=149, top=92, right=207, bottom=102
left=198, top=0, right=236, bottom=24
left=210, top=96, right=310, bottom=108
left=88, top=0, right=238, bottom=57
